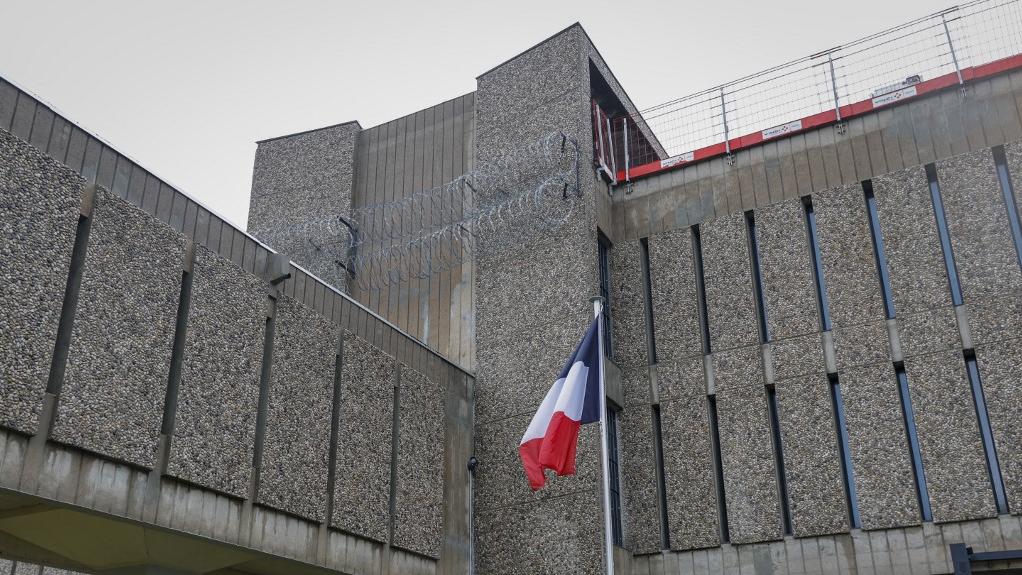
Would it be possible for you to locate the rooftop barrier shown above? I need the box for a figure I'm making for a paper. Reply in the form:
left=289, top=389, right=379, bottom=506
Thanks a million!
left=598, top=0, right=1022, bottom=182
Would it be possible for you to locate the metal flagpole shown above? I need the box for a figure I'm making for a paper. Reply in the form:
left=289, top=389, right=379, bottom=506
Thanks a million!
left=591, top=295, right=615, bottom=575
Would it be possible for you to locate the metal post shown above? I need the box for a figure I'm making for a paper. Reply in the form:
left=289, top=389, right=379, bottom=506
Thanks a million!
left=595, top=104, right=606, bottom=167
left=941, top=11, right=966, bottom=88
left=719, top=87, right=731, bottom=156
left=606, top=116, right=617, bottom=184
left=623, top=117, right=630, bottom=183
left=591, top=295, right=615, bottom=575
left=827, top=52, right=842, bottom=122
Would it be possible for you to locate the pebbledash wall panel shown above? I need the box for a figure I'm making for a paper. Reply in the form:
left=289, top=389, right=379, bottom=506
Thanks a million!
left=393, top=363, right=445, bottom=558
left=0, top=129, right=80, bottom=435
left=812, top=183, right=923, bottom=532
left=657, top=357, right=720, bottom=551
left=609, top=239, right=649, bottom=368
left=936, top=149, right=1022, bottom=301
left=902, top=350, right=997, bottom=523
left=51, top=187, right=184, bottom=468
left=837, top=361, right=921, bottom=530
left=332, top=332, right=395, bottom=543
left=619, top=402, right=662, bottom=555
left=811, top=184, right=888, bottom=328
left=975, top=340, right=1022, bottom=513
left=772, top=373, right=849, bottom=537
left=257, top=295, right=339, bottom=522
left=871, top=165, right=997, bottom=523
left=754, top=199, right=818, bottom=340
left=699, top=212, right=759, bottom=352
left=871, top=166, right=959, bottom=356
left=939, top=148, right=1022, bottom=347
left=646, top=229, right=703, bottom=362
left=712, top=345, right=782, bottom=544
left=166, top=245, right=266, bottom=498
left=472, top=23, right=637, bottom=574
left=473, top=218, right=595, bottom=426
left=699, top=210, right=783, bottom=544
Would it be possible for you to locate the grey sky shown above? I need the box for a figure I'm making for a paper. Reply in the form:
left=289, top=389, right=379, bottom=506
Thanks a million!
left=1, top=0, right=939, bottom=227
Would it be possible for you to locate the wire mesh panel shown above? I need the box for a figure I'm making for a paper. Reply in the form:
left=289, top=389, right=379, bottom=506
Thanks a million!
left=609, top=0, right=1022, bottom=177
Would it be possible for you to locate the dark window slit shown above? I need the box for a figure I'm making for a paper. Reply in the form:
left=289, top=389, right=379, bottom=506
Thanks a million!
left=707, top=395, right=730, bottom=543
left=803, top=196, right=832, bottom=331
left=766, top=386, right=792, bottom=535
left=863, top=181, right=896, bottom=319
left=896, top=364, right=933, bottom=522
left=745, top=211, right=770, bottom=343
left=925, top=164, right=964, bottom=306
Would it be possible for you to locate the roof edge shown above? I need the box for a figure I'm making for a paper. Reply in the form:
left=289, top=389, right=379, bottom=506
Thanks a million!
left=476, top=22, right=584, bottom=80
left=256, top=120, right=363, bottom=145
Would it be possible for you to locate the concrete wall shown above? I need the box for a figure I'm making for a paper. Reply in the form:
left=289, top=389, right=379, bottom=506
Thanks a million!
left=0, top=78, right=473, bottom=575
left=0, top=129, right=80, bottom=436
left=349, top=97, right=477, bottom=371
left=247, top=97, right=477, bottom=373
left=50, top=185, right=185, bottom=469
left=6, top=19, right=1022, bottom=575
left=605, top=67, right=1022, bottom=575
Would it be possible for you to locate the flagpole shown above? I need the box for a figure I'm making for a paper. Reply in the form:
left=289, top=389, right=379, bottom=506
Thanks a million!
left=591, top=295, right=615, bottom=575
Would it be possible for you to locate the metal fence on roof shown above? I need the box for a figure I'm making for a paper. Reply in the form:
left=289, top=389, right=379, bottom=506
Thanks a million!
left=601, top=0, right=1022, bottom=177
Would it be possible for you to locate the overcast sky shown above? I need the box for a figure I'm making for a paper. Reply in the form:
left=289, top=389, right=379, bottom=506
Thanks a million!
left=1, top=0, right=940, bottom=227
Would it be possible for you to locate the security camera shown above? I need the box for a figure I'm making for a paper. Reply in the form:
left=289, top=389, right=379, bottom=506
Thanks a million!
left=467, top=456, right=479, bottom=473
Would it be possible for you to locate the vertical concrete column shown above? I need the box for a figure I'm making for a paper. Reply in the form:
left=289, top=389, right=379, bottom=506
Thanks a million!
left=247, top=122, right=361, bottom=293
left=471, top=25, right=605, bottom=574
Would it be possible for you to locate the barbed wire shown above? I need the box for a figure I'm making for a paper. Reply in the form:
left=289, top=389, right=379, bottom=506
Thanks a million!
left=258, top=131, right=581, bottom=290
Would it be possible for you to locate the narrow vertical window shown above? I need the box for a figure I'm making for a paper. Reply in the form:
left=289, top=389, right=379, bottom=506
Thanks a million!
left=863, top=181, right=896, bottom=319
left=965, top=352, right=1009, bottom=515
left=829, top=374, right=861, bottom=528
left=707, top=396, right=730, bottom=543
left=639, top=238, right=657, bottom=364
left=606, top=405, right=624, bottom=546
left=598, top=231, right=614, bottom=358
left=803, top=196, right=832, bottom=331
left=766, top=387, right=792, bottom=535
left=745, top=211, right=770, bottom=343
left=896, top=365, right=933, bottom=522
left=925, top=164, right=964, bottom=306
left=651, top=405, right=671, bottom=549
left=991, top=146, right=1022, bottom=274
left=692, top=225, right=712, bottom=355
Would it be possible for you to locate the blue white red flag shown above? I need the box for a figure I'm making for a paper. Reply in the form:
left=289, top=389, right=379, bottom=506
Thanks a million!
left=519, top=319, right=601, bottom=490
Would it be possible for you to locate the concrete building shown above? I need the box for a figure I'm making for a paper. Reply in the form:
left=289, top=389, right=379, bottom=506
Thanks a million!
left=2, top=2, right=1022, bottom=574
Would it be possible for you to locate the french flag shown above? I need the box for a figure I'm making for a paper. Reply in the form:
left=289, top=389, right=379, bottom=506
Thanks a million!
left=520, top=319, right=602, bottom=490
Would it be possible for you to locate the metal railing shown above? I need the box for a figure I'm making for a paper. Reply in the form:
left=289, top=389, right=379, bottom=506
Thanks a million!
left=604, top=0, right=1022, bottom=177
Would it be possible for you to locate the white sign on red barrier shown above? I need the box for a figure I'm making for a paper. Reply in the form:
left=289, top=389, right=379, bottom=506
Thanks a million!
left=872, top=86, right=918, bottom=108
left=762, top=120, right=803, bottom=140
left=660, top=151, right=695, bottom=169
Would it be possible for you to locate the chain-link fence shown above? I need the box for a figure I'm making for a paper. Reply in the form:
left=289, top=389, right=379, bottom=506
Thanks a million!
left=600, top=0, right=1022, bottom=179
